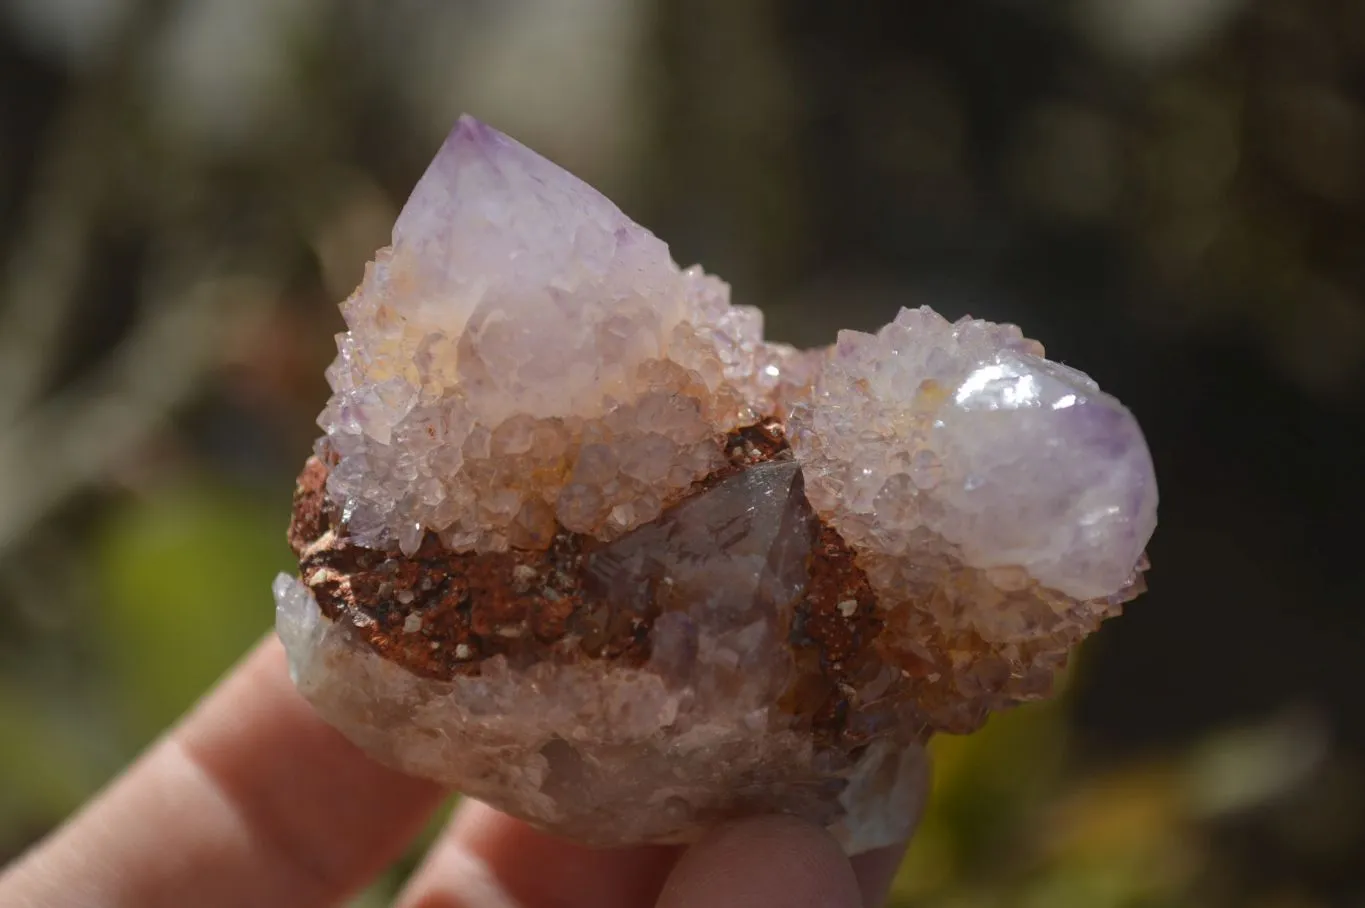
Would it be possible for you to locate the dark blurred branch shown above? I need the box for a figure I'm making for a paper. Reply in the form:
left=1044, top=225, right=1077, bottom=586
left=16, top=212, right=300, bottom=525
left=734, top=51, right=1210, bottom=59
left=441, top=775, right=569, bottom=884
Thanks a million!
left=0, top=0, right=277, bottom=557
left=0, top=269, right=278, bottom=556
left=0, top=0, right=182, bottom=427
left=0, top=106, right=105, bottom=424
left=0, top=0, right=181, bottom=424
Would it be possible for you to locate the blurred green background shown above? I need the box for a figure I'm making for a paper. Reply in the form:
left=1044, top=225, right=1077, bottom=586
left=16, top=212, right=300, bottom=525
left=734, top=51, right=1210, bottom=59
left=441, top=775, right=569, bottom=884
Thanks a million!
left=2, top=1, right=1363, bottom=905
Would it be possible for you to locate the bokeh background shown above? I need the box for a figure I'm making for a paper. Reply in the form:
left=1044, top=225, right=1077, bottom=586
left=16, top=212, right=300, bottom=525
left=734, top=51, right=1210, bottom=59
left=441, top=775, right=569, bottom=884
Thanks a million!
left=3, top=1, right=1364, bottom=905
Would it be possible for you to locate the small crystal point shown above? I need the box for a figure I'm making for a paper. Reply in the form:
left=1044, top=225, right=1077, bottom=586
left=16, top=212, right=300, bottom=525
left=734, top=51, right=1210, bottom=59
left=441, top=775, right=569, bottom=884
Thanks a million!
left=586, top=460, right=817, bottom=701
left=278, top=118, right=1158, bottom=856
left=390, top=114, right=674, bottom=313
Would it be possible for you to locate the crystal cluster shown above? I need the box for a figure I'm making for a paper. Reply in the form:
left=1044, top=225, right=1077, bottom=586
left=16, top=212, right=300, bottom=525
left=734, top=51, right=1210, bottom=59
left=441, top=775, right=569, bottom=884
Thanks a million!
left=317, top=118, right=812, bottom=555
left=276, top=116, right=1158, bottom=853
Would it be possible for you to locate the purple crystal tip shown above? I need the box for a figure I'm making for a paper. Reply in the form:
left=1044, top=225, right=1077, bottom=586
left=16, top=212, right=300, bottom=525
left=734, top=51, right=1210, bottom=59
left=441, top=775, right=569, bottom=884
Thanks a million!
left=444, top=114, right=508, bottom=154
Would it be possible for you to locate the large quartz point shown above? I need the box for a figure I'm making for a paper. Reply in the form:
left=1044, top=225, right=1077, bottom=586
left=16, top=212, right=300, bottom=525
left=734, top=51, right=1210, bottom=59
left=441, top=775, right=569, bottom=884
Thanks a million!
left=275, top=116, right=1158, bottom=853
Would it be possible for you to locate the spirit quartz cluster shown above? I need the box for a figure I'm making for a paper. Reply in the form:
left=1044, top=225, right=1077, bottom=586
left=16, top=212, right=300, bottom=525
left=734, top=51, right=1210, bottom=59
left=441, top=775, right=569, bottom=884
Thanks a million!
left=275, top=116, right=1158, bottom=854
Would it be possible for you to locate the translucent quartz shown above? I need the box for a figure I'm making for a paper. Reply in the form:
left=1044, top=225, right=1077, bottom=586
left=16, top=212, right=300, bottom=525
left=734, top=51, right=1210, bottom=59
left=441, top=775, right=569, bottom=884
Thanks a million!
left=277, top=460, right=929, bottom=852
left=315, top=117, right=809, bottom=555
left=279, top=116, right=1157, bottom=853
left=788, top=307, right=1156, bottom=601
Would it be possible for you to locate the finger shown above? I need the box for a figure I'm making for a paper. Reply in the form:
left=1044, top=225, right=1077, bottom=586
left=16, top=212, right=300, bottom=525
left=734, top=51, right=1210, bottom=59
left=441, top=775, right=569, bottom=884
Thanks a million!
left=656, top=815, right=863, bottom=908
left=0, top=635, right=445, bottom=908
left=394, top=799, right=683, bottom=908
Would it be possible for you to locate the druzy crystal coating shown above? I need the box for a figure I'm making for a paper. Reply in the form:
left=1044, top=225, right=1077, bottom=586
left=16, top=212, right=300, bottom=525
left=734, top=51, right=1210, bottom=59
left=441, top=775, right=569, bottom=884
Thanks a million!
left=316, top=118, right=807, bottom=556
left=275, top=116, right=1158, bottom=853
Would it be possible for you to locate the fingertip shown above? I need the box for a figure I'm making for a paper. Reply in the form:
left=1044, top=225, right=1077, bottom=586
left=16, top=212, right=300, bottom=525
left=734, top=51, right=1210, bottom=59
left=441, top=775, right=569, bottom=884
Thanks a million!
left=657, top=815, right=862, bottom=908
left=396, top=799, right=681, bottom=908
left=0, top=635, right=446, bottom=908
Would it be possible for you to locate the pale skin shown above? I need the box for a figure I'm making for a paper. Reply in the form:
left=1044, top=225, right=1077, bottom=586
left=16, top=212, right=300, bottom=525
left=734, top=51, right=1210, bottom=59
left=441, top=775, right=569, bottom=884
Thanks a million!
left=0, top=636, right=916, bottom=907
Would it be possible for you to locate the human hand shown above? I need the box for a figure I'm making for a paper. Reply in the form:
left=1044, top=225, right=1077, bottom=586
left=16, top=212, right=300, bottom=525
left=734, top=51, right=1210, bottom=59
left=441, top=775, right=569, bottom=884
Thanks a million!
left=0, top=637, right=915, bottom=907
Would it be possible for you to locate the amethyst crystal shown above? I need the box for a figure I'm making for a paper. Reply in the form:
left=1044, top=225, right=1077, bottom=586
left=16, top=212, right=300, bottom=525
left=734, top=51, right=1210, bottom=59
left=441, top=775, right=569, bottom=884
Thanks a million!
left=274, top=116, right=1157, bottom=853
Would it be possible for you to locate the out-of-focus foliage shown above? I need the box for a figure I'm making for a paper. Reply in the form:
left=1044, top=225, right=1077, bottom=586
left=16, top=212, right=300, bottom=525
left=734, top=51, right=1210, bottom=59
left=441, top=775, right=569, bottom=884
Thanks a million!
left=888, top=703, right=1348, bottom=908
left=2, top=0, right=1363, bottom=904
left=0, top=478, right=288, bottom=857
left=96, top=481, right=289, bottom=738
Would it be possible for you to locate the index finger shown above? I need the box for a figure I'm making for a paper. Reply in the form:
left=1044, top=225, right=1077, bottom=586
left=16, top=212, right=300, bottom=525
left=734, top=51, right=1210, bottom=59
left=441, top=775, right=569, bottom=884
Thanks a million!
left=396, top=797, right=919, bottom=908
left=0, top=635, right=446, bottom=908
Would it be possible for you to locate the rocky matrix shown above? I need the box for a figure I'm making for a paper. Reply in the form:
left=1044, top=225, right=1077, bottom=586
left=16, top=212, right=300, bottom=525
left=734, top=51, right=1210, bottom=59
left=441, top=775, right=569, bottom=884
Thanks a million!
left=275, top=116, right=1158, bottom=854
